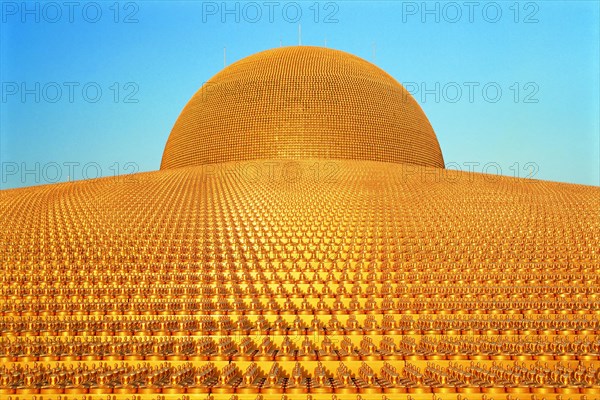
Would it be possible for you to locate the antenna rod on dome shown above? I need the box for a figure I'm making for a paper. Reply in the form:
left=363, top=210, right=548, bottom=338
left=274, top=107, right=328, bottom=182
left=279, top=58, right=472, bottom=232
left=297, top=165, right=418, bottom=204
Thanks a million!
left=298, top=24, right=302, bottom=45
left=224, top=47, right=227, bottom=67
left=279, top=37, right=282, bottom=47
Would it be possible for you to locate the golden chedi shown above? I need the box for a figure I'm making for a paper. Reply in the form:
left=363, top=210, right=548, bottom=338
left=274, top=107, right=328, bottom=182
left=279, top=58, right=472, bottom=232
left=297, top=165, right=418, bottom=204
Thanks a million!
left=0, top=46, right=599, bottom=400
left=161, top=46, right=444, bottom=169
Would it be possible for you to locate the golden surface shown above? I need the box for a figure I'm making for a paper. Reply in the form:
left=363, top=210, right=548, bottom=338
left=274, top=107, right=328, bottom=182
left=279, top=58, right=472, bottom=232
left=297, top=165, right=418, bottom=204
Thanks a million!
left=1, top=160, right=599, bottom=399
left=160, top=47, right=445, bottom=170
left=1, top=46, right=599, bottom=399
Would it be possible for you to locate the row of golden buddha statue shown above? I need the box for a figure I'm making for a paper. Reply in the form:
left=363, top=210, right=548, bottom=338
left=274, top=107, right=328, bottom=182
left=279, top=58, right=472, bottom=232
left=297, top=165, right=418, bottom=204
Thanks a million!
left=2, top=263, right=597, bottom=280
left=1, top=298, right=598, bottom=316
left=1, top=360, right=598, bottom=394
left=1, top=335, right=598, bottom=362
left=5, top=246, right=598, bottom=264
left=2, top=315, right=598, bottom=335
left=2, top=282, right=597, bottom=298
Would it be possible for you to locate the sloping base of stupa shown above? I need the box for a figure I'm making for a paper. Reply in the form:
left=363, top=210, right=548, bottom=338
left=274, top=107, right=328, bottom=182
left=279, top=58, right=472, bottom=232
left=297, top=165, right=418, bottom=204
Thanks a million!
left=0, top=159, right=599, bottom=399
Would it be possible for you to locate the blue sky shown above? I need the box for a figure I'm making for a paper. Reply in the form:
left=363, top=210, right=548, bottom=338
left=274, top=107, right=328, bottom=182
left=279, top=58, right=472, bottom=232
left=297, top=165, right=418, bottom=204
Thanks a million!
left=1, top=0, right=598, bottom=189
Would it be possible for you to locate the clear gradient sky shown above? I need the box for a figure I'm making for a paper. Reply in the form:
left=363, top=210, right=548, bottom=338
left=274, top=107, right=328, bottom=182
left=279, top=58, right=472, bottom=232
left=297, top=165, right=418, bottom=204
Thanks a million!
left=1, top=0, right=598, bottom=189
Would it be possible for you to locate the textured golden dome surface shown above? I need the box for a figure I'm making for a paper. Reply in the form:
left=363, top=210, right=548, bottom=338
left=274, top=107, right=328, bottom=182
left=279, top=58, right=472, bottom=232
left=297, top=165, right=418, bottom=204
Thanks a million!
left=1, top=161, right=599, bottom=398
left=161, top=46, right=445, bottom=169
left=2, top=160, right=598, bottom=270
left=2, top=160, right=598, bottom=267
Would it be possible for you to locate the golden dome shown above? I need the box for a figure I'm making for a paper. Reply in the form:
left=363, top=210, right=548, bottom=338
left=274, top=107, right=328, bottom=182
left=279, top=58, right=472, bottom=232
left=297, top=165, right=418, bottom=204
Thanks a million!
left=5, top=46, right=600, bottom=398
left=161, top=46, right=444, bottom=169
